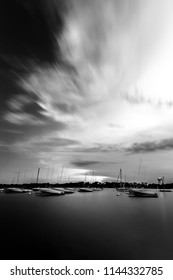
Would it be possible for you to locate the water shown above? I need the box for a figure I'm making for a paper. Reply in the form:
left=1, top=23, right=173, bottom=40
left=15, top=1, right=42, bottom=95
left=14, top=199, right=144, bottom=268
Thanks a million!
left=0, top=189, right=173, bottom=259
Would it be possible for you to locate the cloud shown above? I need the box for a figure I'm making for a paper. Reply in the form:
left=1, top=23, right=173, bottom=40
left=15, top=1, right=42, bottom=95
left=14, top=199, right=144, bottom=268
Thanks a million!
left=0, top=117, right=67, bottom=145
left=72, top=159, right=123, bottom=168
left=0, top=0, right=67, bottom=64
left=20, top=66, right=85, bottom=123
left=18, top=0, right=172, bottom=137
left=61, top=0, right=170, bottom=85
left=9, top=137, right=80, bottom=163
left=3, top=93, right=46, bottom=125
left=3, top=112, right=44, bottom=125
left=126, top=138, right=173, bottom=153
left=33, top=137, right=80, bottom=149
left=71, top=160, right=101, bottom=167
left=0, top=0, right=68, bottom=122
left=74, top=144, right=122, bottom=154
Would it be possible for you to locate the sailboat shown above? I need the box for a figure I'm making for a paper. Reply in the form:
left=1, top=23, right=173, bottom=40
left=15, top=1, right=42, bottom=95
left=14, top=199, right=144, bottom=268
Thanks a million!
left=91, top=171, right=102, bottom=191
left=53, top=187, right=75, bottom=194
left=116, top=169, right=128, bottom=192
left=78, top=183, right=93, bottom=192
left=36, top=188, right=65, bottom=196
left=32, top=168, right=41, bottom=191
left=93, top=187, right=103, bottom=191
left=159, top=189, right=172, bottom=192
left=78, top=187, right=93, bottom=192
left=128, top=189, right=158, bottom=198
left=4, top=187, right=25, bottom=193
left=4, top=169, right=25, bottom=193
left=78, top=172, right=93, bottom=192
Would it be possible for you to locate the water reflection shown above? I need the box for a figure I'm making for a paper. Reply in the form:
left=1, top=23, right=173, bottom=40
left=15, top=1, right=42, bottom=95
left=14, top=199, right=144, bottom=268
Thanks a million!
left=0, top=189, right=173, bottom=259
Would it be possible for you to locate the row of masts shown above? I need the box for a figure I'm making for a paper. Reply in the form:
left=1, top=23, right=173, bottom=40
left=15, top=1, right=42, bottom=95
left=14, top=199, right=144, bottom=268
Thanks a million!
left=4, top=167, right=98, bottom=185
left=3, top=166, right=67, bottom=185
left=35, top=168, right=97, bottom=184
left=2, top=160, right=165, bottom=185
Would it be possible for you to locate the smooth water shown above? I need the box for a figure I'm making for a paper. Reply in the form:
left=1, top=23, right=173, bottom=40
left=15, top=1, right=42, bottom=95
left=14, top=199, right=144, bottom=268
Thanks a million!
left=0, top=189, right=173, bottom=259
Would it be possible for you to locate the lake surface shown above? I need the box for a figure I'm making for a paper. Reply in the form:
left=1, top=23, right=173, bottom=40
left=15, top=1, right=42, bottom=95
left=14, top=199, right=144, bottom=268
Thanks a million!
left=0, top=188, right=173, bottom=260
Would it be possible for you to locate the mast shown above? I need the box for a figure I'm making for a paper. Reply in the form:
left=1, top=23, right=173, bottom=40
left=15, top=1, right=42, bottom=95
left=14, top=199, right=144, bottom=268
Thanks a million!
left=117, top=168, right=122, bottom=184
left=137, top=159, right=142, bottom=183
left=93, top=170, right=95, bottom=183
left=120, top=168, right=122, bottom=183
left=84, top=172, right=87, bottom=183
left=36, top=168, right=40, bottom=184
left=50, top=167, right=54, bottom=184
left=30, top=173, right=33, bottom=184
left=16, top=169, right=20, bottom=185
left=59, top=165, right=64, bottom=183
left=124, top=174, right=126, bottom=186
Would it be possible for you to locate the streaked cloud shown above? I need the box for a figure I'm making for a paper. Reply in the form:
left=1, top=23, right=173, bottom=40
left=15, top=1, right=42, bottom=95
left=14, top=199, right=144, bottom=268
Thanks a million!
left=3, top=112, right=44, bottom=125
left=126, top=138, right=173, bottom=153
left=0, top=116, right=67, bottom=145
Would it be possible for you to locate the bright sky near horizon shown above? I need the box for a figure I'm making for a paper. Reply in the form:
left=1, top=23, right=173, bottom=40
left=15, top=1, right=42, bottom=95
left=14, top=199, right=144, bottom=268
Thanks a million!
left=1, top=0, right=173, bottom=184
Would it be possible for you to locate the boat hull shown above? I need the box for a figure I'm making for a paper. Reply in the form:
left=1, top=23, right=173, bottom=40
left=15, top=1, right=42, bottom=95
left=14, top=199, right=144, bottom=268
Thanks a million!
left=36, top=188, right=64, bottom=196
left=53, top=187, right=75, bottom=194
left=78, top=188, right=93, bottom=192
left=129, top=189, right=158, bottom=198
left=4, top=188, right=25, bottom=193
left=159, top=189, right=172, bottom=192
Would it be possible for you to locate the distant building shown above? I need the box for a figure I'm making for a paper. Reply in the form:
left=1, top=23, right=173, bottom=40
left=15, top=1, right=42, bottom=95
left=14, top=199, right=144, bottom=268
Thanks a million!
left=157, top=176, right=164, bottom=185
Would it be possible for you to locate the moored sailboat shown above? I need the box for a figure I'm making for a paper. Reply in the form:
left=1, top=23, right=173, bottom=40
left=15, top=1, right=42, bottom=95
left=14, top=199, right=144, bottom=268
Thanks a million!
left=53, top=187, right=75, bottom=194
left=78, top=187, right=93, bottom=192
left=4, top=187, right=25, bottom=193
left=35, top=188, right=64, bottom=196
left=129, top=189, right=158, bottom=198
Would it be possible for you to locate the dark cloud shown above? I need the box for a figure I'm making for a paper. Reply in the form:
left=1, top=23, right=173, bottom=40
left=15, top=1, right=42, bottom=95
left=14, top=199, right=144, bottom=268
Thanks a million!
left=126, top=138, right=173, bottom=153
left=0, top=0, right=67, bottom=65
left=0, top=74, right=20, bottom=113
left=72, top=159, right=123, bottom=168
left=0, top=117, right=67, bottom=145
left=0, top=2, right=70, bottom=123
left=0, top=0, right=69, bottom=116
left=5, top=93, right=49, bottom=124
left=21, top=97, right=46, bottom=119
left=72, top=160, right=101, bottom=167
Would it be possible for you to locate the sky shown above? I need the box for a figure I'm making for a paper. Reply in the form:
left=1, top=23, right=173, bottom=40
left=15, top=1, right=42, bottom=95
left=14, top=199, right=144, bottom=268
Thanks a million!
left=1, top=0, right=173, bottom=184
